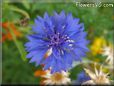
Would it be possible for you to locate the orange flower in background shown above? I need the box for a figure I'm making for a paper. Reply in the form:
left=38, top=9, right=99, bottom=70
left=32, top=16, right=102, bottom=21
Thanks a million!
left=0, top=22, right=22, bottom=42
left=34, top=70, right=47, bottom=77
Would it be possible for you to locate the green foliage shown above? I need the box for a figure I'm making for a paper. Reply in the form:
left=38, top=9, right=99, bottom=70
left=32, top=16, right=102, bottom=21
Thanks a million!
left=2, top=42, right=40, bottom=84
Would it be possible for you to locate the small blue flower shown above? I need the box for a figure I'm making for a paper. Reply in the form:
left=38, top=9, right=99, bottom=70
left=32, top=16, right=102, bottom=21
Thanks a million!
left=25, top=11, right=89, bottom=73
left=76, top=71, right=90, bottom=84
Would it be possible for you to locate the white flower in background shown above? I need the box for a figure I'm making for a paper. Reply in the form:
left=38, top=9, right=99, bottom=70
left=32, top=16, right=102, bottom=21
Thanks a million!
left=102, top=45, right=113, bottom=66
left=83, top=64, right=110, bottom=85
left=40, top=70, right=71, bottom=85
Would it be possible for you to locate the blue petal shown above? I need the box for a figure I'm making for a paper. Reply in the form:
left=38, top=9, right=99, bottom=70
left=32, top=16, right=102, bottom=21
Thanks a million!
left=29, top=49, right=47, bottom=66
left=43, top=56, right=55, bottom=70
left=51, top=10, right=66, bottom=28
left=61, top=42, right=74, bottom=51
left=64, top=17, right=85, bottom=37
left=25, top=41, right=43, bottom=47
left=43, top=12, right=54, bottom=34
left=66, top=13, right=73, bottom=23
left=62, top=53, right=73, bottom=69
left=44, top=12, right=52, bottom=26
left=26, top=34, right=44, bottom=41
left=26, top=51, right=38, bottom=58
left=25, top=37, right=48, bottom=52
left=52, top=47, right=63, bottom=60
left=77, top=71, right=90, bottom=83
left=43, top=52, right=67, bottom=73
left=73, top=47, right=87, bottom=59
left=31, top=19, right=45, bottom=34
left=71, top=32, right=87, bottom=39
left=50, top=59, right=65, bottom=73
left=63, top=14, right=80, bottom=34
left=75, top=40, right=89, bottom=47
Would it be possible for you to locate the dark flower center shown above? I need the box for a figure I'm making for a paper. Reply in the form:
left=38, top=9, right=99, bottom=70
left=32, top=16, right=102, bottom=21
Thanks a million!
left=49, top=33, right=63, bottom=46
left=48, top=32, right=75, bottom=48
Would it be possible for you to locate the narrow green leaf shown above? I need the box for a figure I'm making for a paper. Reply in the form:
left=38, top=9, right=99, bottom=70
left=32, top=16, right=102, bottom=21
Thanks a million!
left=8, top=22, right=27, bottom=61
left=9, top=5, right=30, bottom=19
left=22, top=1, right=30, bottom=10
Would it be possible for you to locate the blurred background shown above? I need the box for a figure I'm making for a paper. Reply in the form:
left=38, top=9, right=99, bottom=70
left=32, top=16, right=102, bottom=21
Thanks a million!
left=1, top=0, right=114, bottom=84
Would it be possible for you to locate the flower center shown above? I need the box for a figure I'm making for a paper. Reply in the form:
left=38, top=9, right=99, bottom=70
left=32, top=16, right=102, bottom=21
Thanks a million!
left=51, top=73, right=64, bottom=81
left=51, top=33, right=61, bottom=46
left=48, top=32, right=74, bottom=48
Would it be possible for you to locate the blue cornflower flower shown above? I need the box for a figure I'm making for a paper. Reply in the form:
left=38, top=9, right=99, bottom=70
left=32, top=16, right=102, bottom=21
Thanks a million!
left=25, top=11, right=89, bottom=73
left=76, top=71, right=90, bottom=84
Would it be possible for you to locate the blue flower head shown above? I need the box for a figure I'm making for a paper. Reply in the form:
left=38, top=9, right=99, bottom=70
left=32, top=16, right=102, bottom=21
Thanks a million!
left=25, top=11, right=89, bottom=73
left=77, top=71, right=90, bottom=84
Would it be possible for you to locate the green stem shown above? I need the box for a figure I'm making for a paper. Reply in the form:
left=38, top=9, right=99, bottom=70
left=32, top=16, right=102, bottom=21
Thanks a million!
left=10, top=5, right=30, bottom=18
left=8, top=22, right=27, bottom=61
